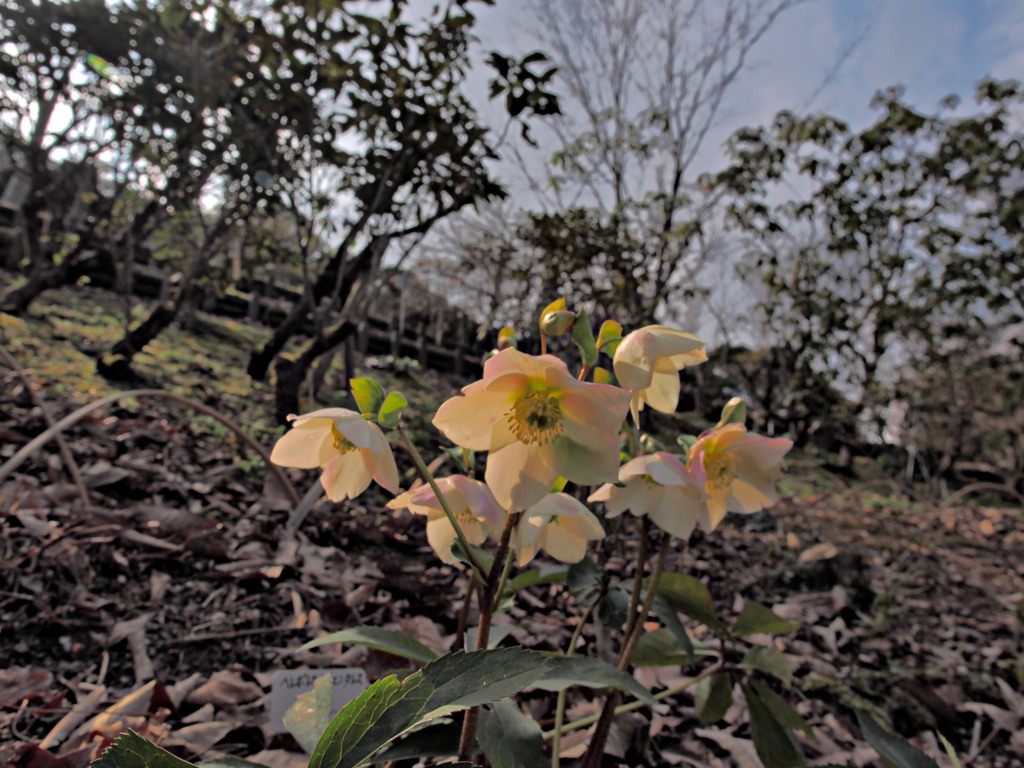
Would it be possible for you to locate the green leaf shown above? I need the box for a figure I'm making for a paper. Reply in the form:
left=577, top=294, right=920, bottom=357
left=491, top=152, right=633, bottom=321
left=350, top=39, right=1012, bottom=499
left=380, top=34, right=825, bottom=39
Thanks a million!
left=652, top=595, right=695, bottom=663
left=301, top=627, right=439, bottom=665
left=695, top=672, right=734, bottom=724
left=655, top=573, right=727, bottom=634
left=856, top=710, right=939, bottom=768
left=731, top=601, right=801, bottom=637
left=350, top=377, right=385, bottom=417
left=477, top=698, right=543, bottom=768
left=567, top=556, right=602, bottom=590
left=371, top=720, right=460, bottom=763
left=377, top=391, right=408, bottom=428
left=197, top=760, right=270, bottom=768
left=749, top=680, right=813, bottom=736
left=534, top=656, right=658, bottom=705
left=570, top=305, right=599, bottom=366
left=507, top=565, right=567, bottom=591
left=631, top=628, right=714, bottom=666
left=740, top=645, right=792, bottom=687
left=595, top=320, right=623, bottom=355
left=93, top=731, right=198, bottom=768
left=284, top=673, right=336, bottom=753
left=743, top=683, right=807, bottom=768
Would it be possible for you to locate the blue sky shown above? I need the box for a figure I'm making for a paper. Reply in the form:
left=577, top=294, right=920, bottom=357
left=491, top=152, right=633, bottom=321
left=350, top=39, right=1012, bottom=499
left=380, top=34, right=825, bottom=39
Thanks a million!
left=466, top=0, right=1024, bottom=181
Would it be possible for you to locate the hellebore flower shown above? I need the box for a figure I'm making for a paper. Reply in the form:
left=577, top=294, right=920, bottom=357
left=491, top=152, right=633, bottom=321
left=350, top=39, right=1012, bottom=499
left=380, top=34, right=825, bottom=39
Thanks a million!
left=387, top=475, right=506, bottom=566
left=589, top=452, right=710, bottom=539
left=613, top=325, right=707, bottom=422
left=687, top=423, right=793, bottom=529
left=514, top=493, right=605, bottom=566
left=270, top=408, right=399, bottom=501
left=433, top=348, right=631, bottom=510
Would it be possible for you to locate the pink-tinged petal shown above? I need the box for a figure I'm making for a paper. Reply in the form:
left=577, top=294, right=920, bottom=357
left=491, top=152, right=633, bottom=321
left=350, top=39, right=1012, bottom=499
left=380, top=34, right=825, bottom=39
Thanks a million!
left=434, top=388, right=517, bottom=451
left=541, top=523, right=589, bottom=564
left=529, top=492, right=588, bottom=519
left=487, top=415, right=518, bottom=454
left=642, top=369, right=681, bottom=414
left=425, top=518, right=461, bottom=565
left=612, top=329, right=657, bottom=390
left=289, top=407, right=362, bottom=427
left=514, top=513, right=546, bottom=566
left=270, top=419, right=332, bottom=469
left=648, top=485, right=704, bottom=539
left=486, top=440, right=559, bottom=510
left=732, top=436, right=793, bottom=471
left=560, top=386, right=630, bottom=443
left=705, top=490, right=729, bottom=530
left=620, top=452, right=689, bottom=486
left=728, top=477, right=775, bottom=513
left=319, top=453, right=372, bottom=501
left=589, top=477, right=649, bottom=518
left=557, top=508, right=605, bottom=540
left=336, top=415, right=373, bottom=450
left=647, top=326, right=705, bottom=360
left=362, top=425, right=399, bottom=493
left=451, top=476, right=506, bottom=535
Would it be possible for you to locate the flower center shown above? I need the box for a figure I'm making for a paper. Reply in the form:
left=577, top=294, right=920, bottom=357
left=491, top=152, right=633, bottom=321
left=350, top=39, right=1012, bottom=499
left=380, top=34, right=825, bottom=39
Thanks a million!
left=331, top=425, right=358, bottom=454
left=704, top=449, right=735, bottom=491
left=507, top=392, right=564, bottom=445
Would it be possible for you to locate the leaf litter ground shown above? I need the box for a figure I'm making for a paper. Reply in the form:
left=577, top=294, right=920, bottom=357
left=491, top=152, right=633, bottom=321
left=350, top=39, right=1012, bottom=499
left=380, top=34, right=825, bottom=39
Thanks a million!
left=1, top=289, right=1023, bottom=767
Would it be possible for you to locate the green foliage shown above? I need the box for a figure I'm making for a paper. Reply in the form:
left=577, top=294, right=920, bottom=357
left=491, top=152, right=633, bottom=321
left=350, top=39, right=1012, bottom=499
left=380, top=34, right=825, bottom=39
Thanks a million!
left=301, top=627, right=439, bottom=666
left=308, top=648, right=555, bottom=768
left=856, top=710, right=939, bottom=768
left=477, top=699, right=543, bottom=768
left=716, top=79, right=1024, bottom=463
left=284, top=673, right=336, bottom=754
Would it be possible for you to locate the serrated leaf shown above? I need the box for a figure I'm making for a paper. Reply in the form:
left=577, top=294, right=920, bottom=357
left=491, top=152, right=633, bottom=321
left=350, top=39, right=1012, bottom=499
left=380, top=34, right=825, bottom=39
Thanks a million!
left=371, top=720, right=460, bottom=763
left=655, top=573, right=727, bottom=634
left=477, top=698, right=543, bottom=768
left=695, top=672, right=733, bottom=724
left=197, top=758, right=271, bottom=768
left=743, top=683, right=807, bottom=768
left=749, top=680, right=813, bottom=736
left=93, top=730, right=198, bottom=768
left=197, top=759, right=270, bottom=768
left=570, top=305, right=599, bottom=366
left=301, top=627, right=438, bottom=664
left=350, top=377, right=385, bottom=417
left=419, top=648, right=555, bottom=719
left=731, top=601, right=801, bottom=637
left=534, top=656, right=657, bottom=705
left=740, top=645, right=792, bottom=687
left=377, top=391, right=408, bottom=428
left=856, top=710, right=939, bottom=768
left=284, top=673, right=335, bottom=753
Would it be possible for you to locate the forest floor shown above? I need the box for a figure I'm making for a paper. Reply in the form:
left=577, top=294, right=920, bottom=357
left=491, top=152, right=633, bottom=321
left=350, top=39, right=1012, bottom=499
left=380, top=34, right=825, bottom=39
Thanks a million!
left=1, top=287, right=1022, bottom=768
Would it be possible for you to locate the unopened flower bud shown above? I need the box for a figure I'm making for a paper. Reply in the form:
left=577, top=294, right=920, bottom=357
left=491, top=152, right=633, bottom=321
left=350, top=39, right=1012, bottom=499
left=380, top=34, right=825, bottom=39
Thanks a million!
left=540, top=310, right=577, bottom=336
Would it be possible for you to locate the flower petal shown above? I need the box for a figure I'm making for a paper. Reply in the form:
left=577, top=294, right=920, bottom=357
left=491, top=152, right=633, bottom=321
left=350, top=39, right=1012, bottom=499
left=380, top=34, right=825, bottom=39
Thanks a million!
left=641, top=369, right=681, bottom=414
left=612, top=329, right=657, bottom=390
left=270, top=419, right=332, bottom=469
left=486, top=440, right=559, bottom=510
left=319, top=453, right=372, bottom=501
left=434, top=388, right=517, bottom=451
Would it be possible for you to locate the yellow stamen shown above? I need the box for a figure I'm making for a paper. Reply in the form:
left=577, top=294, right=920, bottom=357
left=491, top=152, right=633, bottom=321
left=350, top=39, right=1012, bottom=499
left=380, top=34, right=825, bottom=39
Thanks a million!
left=507, top=392, right=564, bottom=445
left=331, top=425, right=358, bottom=454
left=704, top=449, right=735, bottom=491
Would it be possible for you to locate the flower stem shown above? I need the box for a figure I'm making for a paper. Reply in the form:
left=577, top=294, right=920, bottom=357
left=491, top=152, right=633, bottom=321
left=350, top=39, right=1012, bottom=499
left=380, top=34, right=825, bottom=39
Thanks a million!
left=458, top=510, right=518, bottom=761
left=396, top=423, right=485, bottom=577
left=580, top=532, right=671, bottom=768
left=551, top=602, right=596, bottom=768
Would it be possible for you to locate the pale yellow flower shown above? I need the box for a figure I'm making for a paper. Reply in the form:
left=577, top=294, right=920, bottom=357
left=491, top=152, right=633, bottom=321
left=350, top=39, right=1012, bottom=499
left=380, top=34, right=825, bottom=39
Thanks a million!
left=433, top=348, right=631, bottom=511
left=513, top=493, right=605, bottom=566
left=589, top=452, right=710, bottom=539
left=387, top=476, right=506, bottom=566
left=270, top=408, right=399, bottom=501
left=613, top=325, right=707, bottom=422
left=687, top=423, right=793, bottom=529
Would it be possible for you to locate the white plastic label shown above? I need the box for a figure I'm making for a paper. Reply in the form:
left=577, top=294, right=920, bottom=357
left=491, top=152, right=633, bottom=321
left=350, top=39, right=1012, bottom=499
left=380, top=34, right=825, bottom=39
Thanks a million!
left=270, top=668, right=369, bottom=733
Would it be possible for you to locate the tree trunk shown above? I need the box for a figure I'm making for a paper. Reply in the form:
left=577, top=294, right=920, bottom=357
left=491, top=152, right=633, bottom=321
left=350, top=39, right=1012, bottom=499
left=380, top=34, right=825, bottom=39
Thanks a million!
left=273, top=318, right=357, bottom=423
